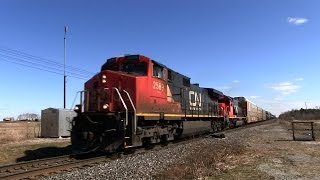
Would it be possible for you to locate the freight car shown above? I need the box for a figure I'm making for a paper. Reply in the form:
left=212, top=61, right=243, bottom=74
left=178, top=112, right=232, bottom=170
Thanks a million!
left=233, top=97, right=268, bottom=123
left=71, top=55, right=273, bottom=152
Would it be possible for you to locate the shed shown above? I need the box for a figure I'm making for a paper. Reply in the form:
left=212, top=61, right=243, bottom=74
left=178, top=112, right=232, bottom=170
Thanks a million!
left=41, top=108, right=77, bottom=137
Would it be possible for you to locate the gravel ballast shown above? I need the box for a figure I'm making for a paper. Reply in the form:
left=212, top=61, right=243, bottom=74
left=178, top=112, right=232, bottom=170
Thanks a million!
left=45, top=138, right=225, bottom=180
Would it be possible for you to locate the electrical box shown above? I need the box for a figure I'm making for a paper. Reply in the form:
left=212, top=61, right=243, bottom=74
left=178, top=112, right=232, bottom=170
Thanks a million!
left=41, top=108, right=77, bottom=137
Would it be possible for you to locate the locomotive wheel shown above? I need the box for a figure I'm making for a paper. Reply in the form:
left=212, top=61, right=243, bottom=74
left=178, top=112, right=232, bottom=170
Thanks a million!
left=211, top=121, right=220, bottom=133
left=175, top=128, right=183, bottom=138
left=161, top=135, right=169, bottom=146
left=174, top=122, right=183, bottom=138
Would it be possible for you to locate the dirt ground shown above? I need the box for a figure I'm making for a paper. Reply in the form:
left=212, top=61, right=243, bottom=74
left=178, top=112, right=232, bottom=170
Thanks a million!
left=217, top=120, right=320, bottom=179
left=158, top=119, right=320, bottom=179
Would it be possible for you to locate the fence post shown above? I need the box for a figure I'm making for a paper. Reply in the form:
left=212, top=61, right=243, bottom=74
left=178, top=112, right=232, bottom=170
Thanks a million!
left=292, top=122, right=295, bottom=141
left=311, top=122, right=315, bottom=141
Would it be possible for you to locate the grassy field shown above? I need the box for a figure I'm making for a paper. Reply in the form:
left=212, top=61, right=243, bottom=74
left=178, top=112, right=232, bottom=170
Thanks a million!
left=0, top=121, right=41, bottom=142
left=0, top=121, right=71, bottom=165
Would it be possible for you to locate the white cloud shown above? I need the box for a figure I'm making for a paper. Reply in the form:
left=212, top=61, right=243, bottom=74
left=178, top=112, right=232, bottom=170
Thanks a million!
left=295, top=77, right=304, bottom=81
left=287, top=17, right=309, bottom=25
left=218, top=86, right=232, bottom=91
left=217, top=80, right=241, bottom=93
left=274, top=96, right=284, bottom=101
left=250, top=96, right=312, bottom=116
left=263, top=100, right=320, bottom=116
left=0, top=105, right=8, bottom=111
left=272, top=82, right=300, bottom=95
left=249, top=96, right=260, bottom=99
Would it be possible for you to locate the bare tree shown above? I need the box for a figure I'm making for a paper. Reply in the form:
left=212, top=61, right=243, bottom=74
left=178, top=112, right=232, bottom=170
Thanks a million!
left=279, top=108, right=320, bottom=120
left=17, top=113, right=40, bottom=121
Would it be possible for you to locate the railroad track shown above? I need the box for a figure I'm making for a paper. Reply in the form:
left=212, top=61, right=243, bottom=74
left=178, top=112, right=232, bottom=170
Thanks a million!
left=225, top=119, right=278, bottom=133
left=0, top=153, right=110, bottom=180
left=0, top=119, right=276, bottom=180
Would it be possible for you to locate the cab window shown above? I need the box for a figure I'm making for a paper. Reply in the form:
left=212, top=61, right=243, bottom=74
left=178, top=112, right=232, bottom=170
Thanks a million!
left=101, top=61, right=119, bottom=71
left=153, top=64, right=163, bottom=79
left=120, top=61, right=147, bottom=76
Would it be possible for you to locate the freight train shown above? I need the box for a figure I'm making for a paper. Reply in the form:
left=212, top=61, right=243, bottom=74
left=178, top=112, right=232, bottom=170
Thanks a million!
left=71, top=55, right=274, bottom=152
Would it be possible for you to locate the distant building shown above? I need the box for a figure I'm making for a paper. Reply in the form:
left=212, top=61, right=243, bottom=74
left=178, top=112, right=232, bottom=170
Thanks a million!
left=3, top=117, right=14, bottom=121
left=17, top=113, right=40, bottom=121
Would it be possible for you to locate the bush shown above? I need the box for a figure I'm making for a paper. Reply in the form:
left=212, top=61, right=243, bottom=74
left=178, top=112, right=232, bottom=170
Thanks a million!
left=156, top=140, right=245, bottom=179
left=279, top=108, right=320, bottom=121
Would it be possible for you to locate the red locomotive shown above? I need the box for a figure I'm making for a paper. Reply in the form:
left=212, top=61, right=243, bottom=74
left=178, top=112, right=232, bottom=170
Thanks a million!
left=72, top=55, right=272, bottom=152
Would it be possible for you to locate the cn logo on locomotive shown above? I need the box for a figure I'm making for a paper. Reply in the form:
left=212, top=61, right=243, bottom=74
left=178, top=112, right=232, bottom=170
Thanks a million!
left=189, top=91, right=202, bottom=110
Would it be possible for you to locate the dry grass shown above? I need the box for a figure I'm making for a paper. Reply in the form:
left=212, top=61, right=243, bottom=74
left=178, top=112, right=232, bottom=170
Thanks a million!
left=0, top=121, right=72, bottom=165
left=0, top=121, right=40, bottom=143
left=156, top=140, right=246, bottom=180
left=0, top=141, right=71, bottom=165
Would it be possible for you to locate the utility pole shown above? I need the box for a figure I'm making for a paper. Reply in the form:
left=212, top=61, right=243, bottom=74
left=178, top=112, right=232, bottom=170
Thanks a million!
left=64, top=26, right=68, bottom=109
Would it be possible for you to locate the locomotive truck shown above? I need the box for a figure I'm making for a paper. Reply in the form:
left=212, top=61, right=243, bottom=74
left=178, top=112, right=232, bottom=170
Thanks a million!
left=71, top=55, right=272, bottom=152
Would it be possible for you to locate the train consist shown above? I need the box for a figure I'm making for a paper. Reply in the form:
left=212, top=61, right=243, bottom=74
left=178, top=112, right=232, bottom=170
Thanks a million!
left=71, top=55, right=275, bottom=152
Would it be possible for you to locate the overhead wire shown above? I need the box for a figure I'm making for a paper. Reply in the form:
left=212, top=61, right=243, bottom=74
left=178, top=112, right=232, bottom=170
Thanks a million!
left=0, top=46, right=95, bottom=76
left=0, top=53, right=89, bottom=79
left=0, top=46, right=97, bottom=80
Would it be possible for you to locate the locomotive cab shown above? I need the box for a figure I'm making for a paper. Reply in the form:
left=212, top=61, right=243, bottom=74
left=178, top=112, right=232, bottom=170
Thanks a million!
left=72, top=55, right=182, bottom=152
left=72, top=55, right=151, bottom=152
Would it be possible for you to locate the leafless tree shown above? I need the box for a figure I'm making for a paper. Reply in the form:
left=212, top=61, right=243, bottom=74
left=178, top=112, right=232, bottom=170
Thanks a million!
left=17, top=113, right=40, bottom=121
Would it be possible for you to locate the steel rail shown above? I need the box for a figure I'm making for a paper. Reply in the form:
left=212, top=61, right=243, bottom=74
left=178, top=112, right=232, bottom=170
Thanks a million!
left=0, top=153, right=108, bottom=180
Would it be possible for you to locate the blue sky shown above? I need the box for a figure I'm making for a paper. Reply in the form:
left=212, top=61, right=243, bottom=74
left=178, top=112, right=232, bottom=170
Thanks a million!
left=0, top=0, right=320, bottom=119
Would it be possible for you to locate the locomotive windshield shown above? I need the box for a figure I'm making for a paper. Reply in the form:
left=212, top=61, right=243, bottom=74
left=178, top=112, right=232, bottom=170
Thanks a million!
left=101, top=60, right=119, bottom=71
left=101, top=60, right=147, bottom=76
left=120, top=61, right=147, bottom=76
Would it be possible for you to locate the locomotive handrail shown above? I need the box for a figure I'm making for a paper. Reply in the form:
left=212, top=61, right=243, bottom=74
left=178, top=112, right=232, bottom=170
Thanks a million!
left=78, top=90, right=87, bottom=112
left=123, top=90, right=137, bottom=135
left=113, top=87, right=128, bottom=127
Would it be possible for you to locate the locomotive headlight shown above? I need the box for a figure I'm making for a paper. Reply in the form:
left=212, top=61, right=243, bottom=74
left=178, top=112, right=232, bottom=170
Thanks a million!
left=102, top=74, right=107, bottom=83
left=74, top=104, right=82, bottom=113
left=103, top=104, right=109, bottom=110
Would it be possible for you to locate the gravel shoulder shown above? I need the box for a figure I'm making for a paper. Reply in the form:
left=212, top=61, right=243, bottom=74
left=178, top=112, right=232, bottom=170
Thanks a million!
left=45, top=120, right=320, bottom=180
left=213, top=120, right=320, bottom=179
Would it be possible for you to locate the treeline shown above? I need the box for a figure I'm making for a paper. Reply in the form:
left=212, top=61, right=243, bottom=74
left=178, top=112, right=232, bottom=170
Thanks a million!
left=17, top=113, right=40, bottom=121
left=279, top=108, right=320, bottom=120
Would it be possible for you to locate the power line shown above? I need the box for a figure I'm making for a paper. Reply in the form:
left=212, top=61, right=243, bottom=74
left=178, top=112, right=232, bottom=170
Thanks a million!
left=0, top=53, right=89, bottom=78
left=0, top=46, right=95, bottom=76
left=0, top=46, right=98, bottom=80
left=0, top=55, right=88, bottom=80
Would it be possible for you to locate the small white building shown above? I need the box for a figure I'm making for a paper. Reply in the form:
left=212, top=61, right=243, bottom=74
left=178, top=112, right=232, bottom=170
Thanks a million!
left=41, top=108, right=77, bottom=138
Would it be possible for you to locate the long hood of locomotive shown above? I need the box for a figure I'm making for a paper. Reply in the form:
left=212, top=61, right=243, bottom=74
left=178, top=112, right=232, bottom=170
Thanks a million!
left=84, top=70, right=221, bottom=119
